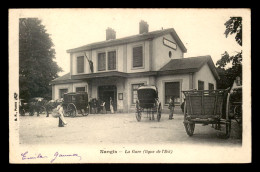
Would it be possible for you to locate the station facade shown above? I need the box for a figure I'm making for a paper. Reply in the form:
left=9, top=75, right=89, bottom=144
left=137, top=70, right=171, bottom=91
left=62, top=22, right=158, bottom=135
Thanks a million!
left=50, top=21, right=219, bottom=113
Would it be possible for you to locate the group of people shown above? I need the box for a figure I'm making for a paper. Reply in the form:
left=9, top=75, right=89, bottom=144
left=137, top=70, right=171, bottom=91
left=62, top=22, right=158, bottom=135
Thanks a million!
left=89, top=97, right=114, bottom=114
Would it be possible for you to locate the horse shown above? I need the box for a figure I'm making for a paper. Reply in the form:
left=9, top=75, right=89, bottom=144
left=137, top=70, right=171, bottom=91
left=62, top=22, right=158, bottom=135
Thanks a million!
left=28, top=97, right=49, bottom=116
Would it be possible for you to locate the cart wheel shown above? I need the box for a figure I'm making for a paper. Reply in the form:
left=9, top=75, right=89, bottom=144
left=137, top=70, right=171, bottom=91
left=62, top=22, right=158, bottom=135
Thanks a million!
left=184, top=122, right=195, bottom=136
left=224, top=121, right=231, bottom=139
left=67, top=104, right=77, bottom=117
left=224, top=93, right=232, bottom=139
left=157, top=103, right=162, bottom=122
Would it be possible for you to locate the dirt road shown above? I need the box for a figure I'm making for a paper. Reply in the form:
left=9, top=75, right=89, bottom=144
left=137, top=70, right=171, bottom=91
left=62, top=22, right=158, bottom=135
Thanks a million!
left=19, top=113, right=242, bottom=146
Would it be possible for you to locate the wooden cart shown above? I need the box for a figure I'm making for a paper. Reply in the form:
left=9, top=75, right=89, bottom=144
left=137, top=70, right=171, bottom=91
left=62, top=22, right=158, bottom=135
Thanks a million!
left=182, top=89, right=231, bottom=138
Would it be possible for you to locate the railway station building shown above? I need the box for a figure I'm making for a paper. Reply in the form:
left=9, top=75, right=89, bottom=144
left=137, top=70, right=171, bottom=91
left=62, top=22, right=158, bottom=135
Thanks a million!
left=50, top=20, right=219, bottom=113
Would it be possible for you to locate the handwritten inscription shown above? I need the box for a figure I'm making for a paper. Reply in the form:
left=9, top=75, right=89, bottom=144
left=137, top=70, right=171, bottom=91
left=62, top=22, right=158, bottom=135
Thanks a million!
left=21, top=151, right=82, bottom=163
left=21, top=151, right=48, bottom=160
left=51, top=152, right=82, bottom=163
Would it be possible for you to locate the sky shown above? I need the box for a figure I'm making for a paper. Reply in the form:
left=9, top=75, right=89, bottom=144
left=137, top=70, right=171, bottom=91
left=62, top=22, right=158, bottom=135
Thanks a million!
left=17, top=9, right=245, bottom=76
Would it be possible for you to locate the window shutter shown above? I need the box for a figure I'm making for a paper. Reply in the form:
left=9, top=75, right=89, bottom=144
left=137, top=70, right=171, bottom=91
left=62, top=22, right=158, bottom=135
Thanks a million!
left=98, top=53, right=106, bottom=71
left=133, top=46, right=143, bottom=67
left=77, top=56, right=84, bottom=73
left=108, top=51, right=116, bottom=70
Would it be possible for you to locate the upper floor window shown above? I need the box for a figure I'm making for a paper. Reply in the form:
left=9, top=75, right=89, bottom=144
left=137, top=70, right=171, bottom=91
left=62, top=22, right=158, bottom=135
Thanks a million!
left=133, top=46, right=143, bottom=68
left=198, top=80, right=204, bottom=90
left=77, top=56, right=84, bottom=73
left=108, top=51, right=116, bottom=70
left=98, top=52, right=106, bottom=71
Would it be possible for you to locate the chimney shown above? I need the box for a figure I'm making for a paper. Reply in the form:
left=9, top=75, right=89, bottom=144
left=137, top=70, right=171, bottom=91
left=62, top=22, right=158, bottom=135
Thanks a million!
left=106, top=27, right=116, bottom=40
left=139, top=20, right=149, bottom=34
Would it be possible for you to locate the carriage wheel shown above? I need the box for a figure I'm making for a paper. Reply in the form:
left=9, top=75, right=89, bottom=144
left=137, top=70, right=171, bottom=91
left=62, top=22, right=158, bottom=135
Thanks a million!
left=136, top=111, right=141, bottom=122
left=157, top=103, right=162, bottom=122
left=184, top=123, right=195, bottom=136
left=135, top=102, right=141, bottom=122
left=67, top=104, right=77, bottom=118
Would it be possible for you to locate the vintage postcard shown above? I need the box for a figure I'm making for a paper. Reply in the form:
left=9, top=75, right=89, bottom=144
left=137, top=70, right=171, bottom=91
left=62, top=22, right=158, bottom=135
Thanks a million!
left=9, top=8, right=251, bottom=163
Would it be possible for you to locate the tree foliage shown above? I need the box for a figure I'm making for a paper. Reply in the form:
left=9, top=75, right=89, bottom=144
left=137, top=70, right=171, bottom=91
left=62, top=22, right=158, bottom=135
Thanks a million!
left=224, top=17, right=242, bottom=46
left=216, top=17, right=242, bottom=89
left=19, top=18, right=63, bottom=101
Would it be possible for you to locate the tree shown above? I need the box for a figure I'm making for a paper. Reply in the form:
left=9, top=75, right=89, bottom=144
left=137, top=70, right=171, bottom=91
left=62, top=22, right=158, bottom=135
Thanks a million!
left=224, top=17, right=242, bottom=46
left=216, top=17, right=242, bottom=89
left=19, top=18, right=63, bottom=101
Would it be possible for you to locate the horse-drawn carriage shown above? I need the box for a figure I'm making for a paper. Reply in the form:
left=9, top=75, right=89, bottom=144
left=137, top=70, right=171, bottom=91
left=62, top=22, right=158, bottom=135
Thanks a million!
left=63, top=92, right=89, bottom=117
left=135, top=85, right=162, bottom=122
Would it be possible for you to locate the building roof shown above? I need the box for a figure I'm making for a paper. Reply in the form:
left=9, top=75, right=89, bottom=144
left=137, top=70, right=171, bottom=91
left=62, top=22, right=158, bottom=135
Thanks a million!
left=49, top=73, right=83, bottom=84
left=66, top=28, right=187, bottom=53
left=159, top=55, right=220, bottom=80
left=50, top=56, right=219, bottom=85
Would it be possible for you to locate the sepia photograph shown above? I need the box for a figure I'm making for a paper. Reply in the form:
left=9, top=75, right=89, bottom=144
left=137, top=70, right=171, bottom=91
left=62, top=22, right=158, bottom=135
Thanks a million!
left=9, top=8, right=251, bottom=163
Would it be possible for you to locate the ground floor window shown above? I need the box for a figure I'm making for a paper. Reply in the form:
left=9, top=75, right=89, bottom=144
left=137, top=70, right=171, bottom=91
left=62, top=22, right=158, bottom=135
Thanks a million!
left=76, top=87, right=85, bottom=92
left=165, top=82, right=180, bottom=105
left=208, top=83, right=214, bottom=90
left=59, top=88, right=68, bottom=99
left=198, top=80, right=204, bottom=90
left=132, top=83, right=144, bottom=104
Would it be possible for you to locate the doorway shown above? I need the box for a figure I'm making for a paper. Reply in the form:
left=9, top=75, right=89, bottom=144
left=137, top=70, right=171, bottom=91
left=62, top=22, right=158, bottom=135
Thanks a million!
left=98, top=85, right=117, bottom=111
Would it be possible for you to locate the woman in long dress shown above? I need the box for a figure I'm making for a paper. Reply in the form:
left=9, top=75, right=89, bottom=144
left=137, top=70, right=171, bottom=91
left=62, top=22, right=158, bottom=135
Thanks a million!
left=57, top=101, right=68, bottom=126
left=109, top=97, right=114, bottom=114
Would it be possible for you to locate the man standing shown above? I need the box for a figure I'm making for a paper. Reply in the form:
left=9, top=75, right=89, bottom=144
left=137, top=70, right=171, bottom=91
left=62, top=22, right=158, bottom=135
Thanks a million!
left=168, top=96, right=175, bottom=120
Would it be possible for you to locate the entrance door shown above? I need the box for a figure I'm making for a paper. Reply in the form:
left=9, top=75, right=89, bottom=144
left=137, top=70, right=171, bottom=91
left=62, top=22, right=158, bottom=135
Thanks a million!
left=98, top=85, right=117, bottom=111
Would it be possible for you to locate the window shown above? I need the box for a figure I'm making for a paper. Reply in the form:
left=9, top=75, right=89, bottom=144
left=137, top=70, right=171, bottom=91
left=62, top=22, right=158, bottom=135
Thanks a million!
left=76, top=87, right=85, bottom=92
left=77, top=56, right=84, bottom=73
left=133, top=46, right=143, bottom=68
left=59, top=89, right=68, bottom=99
left=108, top=51, right=116, bottom=70
left=208, top=83, right=214, bottom=90
left=132, top=83, right=144, bottom=104
left=198, top=80, right=204, bottom=90
left=165, top=82, right=180, bottom=104
left=98, top=52, right=106, bottom=71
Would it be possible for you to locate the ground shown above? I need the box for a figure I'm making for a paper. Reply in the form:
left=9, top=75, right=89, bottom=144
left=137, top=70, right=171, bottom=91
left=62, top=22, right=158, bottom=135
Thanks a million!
left=19, top=112, right=242, bottom=146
